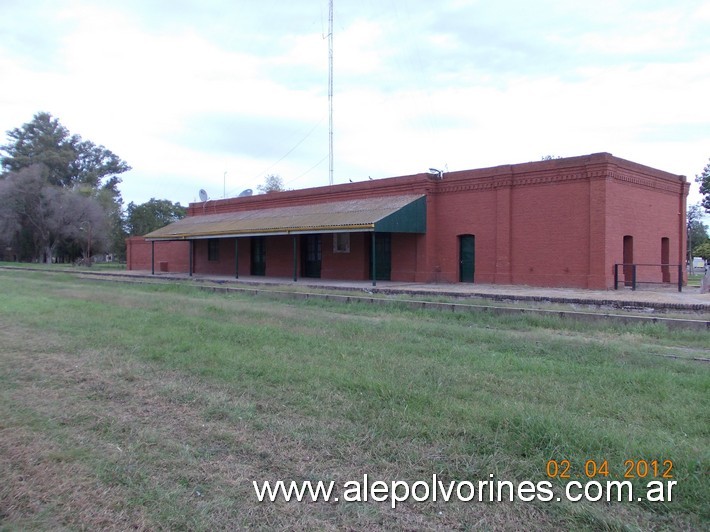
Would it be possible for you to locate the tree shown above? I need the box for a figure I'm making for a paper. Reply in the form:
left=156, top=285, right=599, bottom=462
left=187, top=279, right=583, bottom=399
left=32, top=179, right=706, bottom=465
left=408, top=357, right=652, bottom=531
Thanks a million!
left=1, top=112, right=130, bottom=192
left=125, top=198, right=187, bottom=236
left=1, top=114, right=75, bottom=187
left=696, top=158, right=710, bottom=213
left=693, top=241, right=710, bottom=261
left=689, top=218, right=709, bottom=247
left=0, top=112, right=130, bottom=262
left=687, top=203, right=709, bottom=267
left=96, top=186, right=127, bottom=260
left=56, top=188, right=110, bottom=264
left=688, top=204, right=709, bottom=243
left=257, top=174, right=286, bottom=194
left=0, top=166, right=108, bottom=262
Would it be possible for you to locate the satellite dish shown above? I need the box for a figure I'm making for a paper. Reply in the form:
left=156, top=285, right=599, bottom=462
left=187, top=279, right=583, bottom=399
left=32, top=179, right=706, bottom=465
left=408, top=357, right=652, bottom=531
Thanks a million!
left=198, top=189, right=209, bottom=202
left=238, top=188, right=253, bottom=197
left=427, top=168, right=444, bottom=179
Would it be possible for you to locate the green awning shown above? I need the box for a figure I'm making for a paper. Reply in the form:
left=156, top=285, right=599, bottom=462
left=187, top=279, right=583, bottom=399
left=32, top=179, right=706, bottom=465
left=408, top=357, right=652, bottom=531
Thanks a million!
left=144, top=195, right=426, bottom=240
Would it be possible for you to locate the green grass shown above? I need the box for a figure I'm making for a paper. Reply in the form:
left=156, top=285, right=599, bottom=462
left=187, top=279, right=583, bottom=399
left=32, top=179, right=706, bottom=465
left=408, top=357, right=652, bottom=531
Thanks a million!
left=688, top=273, right=704, bottom=287
left=83, top=261, right=126, bottom=270
left=0, top=260, right=126, bottom=270
left=0, top=269, right=707, bottom=530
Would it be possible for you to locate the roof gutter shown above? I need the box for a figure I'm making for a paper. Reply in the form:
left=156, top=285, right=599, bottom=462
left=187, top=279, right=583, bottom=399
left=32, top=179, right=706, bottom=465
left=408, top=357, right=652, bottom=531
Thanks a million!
left=145, top=223, right=377, bottom=241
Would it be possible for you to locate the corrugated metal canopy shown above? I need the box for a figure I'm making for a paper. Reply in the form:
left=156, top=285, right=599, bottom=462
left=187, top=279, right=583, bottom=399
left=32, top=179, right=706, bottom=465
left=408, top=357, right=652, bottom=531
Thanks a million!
left=144, top=194, right=426, bottom=240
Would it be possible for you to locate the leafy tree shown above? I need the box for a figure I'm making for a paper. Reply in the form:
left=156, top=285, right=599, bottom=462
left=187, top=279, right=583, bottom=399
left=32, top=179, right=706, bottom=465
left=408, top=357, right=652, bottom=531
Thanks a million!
left=693, top=241, right=710, bottom=261
left=687, top=203, right=709, bottom=267
left=696, top=158, right=710, bottom=213
left=257, top=174, right=286, bottom=194
left=1, top=114, right=75, bottom=187
left=125, top=198, right=187, bottom=236
left=0, top=112, right=130, bottom=262
left=688, top=204, right=709, bottom=242
left=689, top=218, right=709, bottom=247
left=1, top=112, right=130, bottom=191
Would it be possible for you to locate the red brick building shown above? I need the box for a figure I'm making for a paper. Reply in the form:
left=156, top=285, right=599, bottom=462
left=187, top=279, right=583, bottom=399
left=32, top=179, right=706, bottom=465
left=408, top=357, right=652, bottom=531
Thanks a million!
left=127, top=153, right=690, bottom=290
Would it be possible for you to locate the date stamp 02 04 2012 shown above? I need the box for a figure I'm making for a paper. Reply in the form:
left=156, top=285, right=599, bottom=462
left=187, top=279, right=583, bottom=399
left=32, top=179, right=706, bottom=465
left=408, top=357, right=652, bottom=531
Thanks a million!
left=545, top=459, right=674, bottom=480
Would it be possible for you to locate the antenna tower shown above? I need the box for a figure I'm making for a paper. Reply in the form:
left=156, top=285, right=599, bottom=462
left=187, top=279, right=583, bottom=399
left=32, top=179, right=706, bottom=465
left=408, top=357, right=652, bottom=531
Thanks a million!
left=328, top=0, right=334, bottom=185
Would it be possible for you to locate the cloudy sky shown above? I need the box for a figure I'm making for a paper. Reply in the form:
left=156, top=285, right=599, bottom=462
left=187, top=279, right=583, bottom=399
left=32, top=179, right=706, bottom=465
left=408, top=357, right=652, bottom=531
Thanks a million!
left=1, top=0, right=709, bottom=212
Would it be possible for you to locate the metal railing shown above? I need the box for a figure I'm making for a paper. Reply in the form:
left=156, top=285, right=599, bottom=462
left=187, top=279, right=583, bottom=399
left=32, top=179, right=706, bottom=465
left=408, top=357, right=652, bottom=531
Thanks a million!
left=613, top=263, right=683, bottom=292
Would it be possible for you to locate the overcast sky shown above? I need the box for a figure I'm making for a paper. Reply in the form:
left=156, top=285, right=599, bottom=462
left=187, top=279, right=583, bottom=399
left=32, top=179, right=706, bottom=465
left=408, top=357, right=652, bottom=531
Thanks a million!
left=1, top=0, right=709, bottom=213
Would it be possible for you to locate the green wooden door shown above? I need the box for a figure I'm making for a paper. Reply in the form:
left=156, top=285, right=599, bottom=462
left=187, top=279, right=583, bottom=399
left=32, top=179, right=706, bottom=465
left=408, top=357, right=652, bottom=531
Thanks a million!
left=459, top=235, right=475, bottom=283
left=370, top=233, right=391, bottom=281
left=301, top=235, right=322, bottom=278
left=250, top=236, right=266, bottom=276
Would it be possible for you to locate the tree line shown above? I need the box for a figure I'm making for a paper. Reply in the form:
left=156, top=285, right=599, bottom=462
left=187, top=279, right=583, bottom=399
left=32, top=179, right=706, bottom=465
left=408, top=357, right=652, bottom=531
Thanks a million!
left=0, top=113, right=186, bottom=264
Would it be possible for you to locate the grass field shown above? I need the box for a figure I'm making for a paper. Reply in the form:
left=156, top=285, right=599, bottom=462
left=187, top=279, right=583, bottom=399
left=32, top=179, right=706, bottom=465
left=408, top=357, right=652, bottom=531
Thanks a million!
left=0, top=270, right=708, bottom=530
left=688, top=273, right=704, bottom=287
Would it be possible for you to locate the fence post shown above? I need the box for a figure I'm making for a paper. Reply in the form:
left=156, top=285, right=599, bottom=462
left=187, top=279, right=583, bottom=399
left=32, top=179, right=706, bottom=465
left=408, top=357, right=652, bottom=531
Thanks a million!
left=614, top=264, right=618, bottom=289
left=632, top=264, right=637, bottom=290
left=678, top=264, right=682, bottom=292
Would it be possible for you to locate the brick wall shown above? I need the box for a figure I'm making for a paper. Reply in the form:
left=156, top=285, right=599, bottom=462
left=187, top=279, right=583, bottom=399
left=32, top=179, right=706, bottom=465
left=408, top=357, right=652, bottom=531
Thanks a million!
left=605, top=175, right=687, bottom=286
left=126, top=236, right=189, bottom=272
left=322, top=233, right=370, bottom=280
left=128, top=153, right=688, bottom=289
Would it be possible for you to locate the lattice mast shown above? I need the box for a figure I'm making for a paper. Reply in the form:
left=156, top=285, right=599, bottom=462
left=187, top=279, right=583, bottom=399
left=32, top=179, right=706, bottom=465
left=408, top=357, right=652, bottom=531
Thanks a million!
left=328, top=0, right=334, bottom=185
